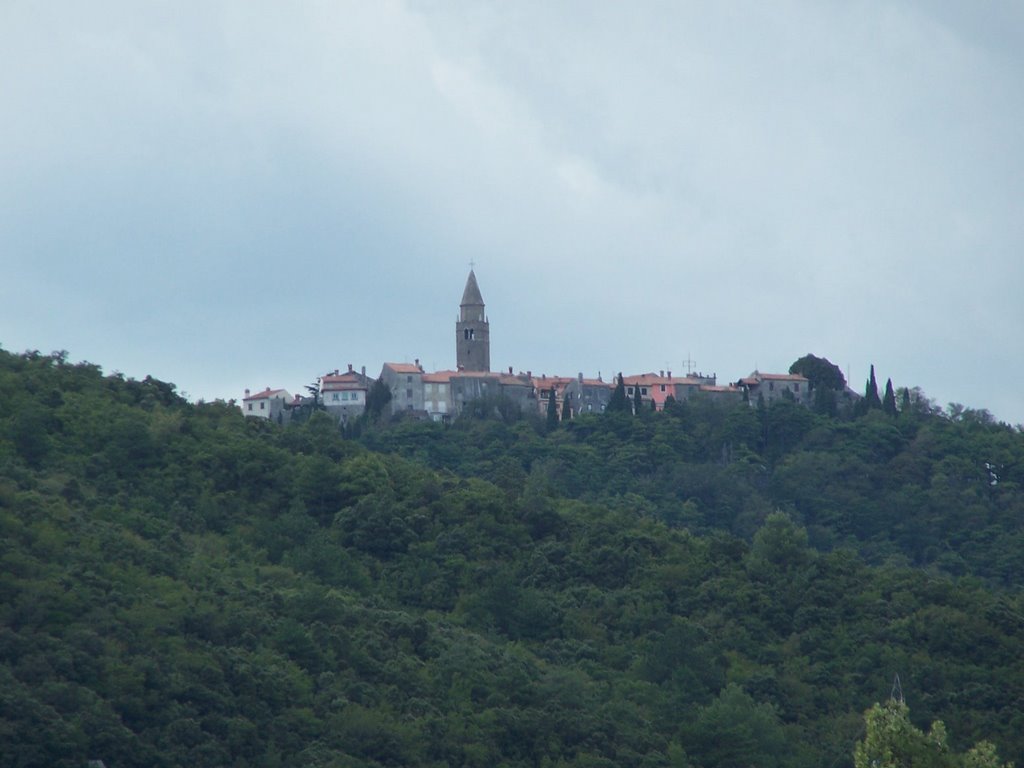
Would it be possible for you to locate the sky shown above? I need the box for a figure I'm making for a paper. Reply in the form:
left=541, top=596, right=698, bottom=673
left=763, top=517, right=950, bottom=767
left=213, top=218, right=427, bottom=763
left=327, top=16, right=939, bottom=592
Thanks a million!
left=2, top=2, right=1022, bottom=424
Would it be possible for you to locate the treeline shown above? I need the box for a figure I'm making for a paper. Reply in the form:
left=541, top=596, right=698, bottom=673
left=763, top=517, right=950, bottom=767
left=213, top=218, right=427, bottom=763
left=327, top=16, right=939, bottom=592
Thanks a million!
left=359, top=366, right=1024, bottom=585
left=0, top=347, right=1022, bottom=767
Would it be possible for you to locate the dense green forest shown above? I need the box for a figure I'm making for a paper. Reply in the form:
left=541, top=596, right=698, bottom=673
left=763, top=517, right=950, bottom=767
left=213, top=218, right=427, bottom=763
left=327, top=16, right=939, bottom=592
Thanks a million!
left=1, top=347, right=1022, bottom=767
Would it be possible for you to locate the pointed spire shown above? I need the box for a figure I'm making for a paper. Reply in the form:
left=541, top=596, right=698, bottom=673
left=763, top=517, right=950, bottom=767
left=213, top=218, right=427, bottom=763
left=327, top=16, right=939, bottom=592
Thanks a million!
left=461, top=269, right=484, bottom=306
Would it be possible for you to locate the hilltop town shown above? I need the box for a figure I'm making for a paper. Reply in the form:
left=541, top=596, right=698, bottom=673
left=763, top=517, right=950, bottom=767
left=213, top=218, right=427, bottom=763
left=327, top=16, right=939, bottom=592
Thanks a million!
left=241, top=270, right=813, bottom=425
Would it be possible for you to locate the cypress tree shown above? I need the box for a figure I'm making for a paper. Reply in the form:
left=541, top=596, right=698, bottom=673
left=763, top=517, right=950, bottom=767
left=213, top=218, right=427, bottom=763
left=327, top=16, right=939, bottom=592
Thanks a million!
left=882, top=378, right=897, bottom=417
left=865, top=365, right=882, bottom=410
left=608, top=374, right=627, bottom=413
left=633, top=381, right=643, bottom=415
left=561, top=393, right=572, bottom=422
left=900, top=386, right=912, bottom=414
left=546, top=387, right=559, bottom=430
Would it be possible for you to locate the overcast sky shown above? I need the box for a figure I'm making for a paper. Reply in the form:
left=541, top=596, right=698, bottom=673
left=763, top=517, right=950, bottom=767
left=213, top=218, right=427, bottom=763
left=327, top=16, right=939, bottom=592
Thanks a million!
left=2, top=2, right=1022, bottom=424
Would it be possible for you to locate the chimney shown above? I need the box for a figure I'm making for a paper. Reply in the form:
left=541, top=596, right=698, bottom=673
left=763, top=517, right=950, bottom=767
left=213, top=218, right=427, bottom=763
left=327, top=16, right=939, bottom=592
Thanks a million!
left=509, top=366, right=513, bottom=374
left=660, top=370, right=664, bottom=378
left=527, top=370, right=532, bottom=378
left=361, top=366, right=366, bottom=378
left=668, top=371, right=672, bottom=379
left=578, top=372, right=583, bottom=383
left=244, top=388, right=250, bottom=397
left=348, top=363, right=353, bottom=373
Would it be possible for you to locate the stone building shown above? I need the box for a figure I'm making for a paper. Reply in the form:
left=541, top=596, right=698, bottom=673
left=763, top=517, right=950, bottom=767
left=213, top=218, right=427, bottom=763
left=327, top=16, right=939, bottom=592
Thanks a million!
left=456, top=269, right=490, bottom=373
left=320, top=365, right=373, bottom=424
left=380, top=361, right=426, bottom=415
left=241, top=387, right=292, bottom=421
left=736, top=371, right=810, bottom=406
left=562, top=373, right=613, bottom=416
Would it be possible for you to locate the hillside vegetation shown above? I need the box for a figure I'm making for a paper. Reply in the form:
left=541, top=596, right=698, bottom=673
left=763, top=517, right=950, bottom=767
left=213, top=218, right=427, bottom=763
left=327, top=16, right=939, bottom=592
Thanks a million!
left=1, top=348, right=1022, bottom=767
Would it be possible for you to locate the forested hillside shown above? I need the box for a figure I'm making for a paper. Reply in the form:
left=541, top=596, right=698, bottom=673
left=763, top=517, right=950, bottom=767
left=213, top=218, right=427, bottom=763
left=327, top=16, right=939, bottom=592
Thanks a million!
left=1, top=348, right=1022, bottom=767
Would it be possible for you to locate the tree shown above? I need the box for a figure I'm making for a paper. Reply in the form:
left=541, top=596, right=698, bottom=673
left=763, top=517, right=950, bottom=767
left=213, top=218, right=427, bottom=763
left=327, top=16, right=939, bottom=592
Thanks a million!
left=789, top=353, right=846, bottom=392
left=607, top=374, right=628, bottom=413
left=364, top=379, right=393, bottom=422
left=686, top=684, right=787, bottom=768
left=561, top=393, right=572, bottom=422
left=632, top=382, right=643, bottom=415
left=854, top=700, right=1010, bottom=768
left=883, top=378, right=898, bottom=417
left=865, top=365, right=882, bottom=410
left=546, top=387, right=559, bottom=431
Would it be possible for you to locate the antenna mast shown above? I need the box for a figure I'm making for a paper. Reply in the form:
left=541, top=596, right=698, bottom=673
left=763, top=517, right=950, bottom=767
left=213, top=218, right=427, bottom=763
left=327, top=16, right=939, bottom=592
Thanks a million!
left=890, top=673, right=904, bottom=704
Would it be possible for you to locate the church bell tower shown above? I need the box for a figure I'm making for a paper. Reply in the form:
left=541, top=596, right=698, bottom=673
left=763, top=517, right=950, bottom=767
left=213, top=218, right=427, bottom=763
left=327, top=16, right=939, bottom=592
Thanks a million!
left=456, top=269, right=490, bottom=372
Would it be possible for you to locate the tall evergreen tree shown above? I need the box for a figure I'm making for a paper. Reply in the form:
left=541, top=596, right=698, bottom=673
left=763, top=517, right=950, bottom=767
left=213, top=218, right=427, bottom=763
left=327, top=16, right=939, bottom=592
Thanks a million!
left=865, top=365, right=882, bottom=410
left=364, top=378, right=393, bottom=422
left=607, top=373, right=628, bottom=413
left=900, top=386, right=912, bottom=414
left=546, top=387, right=559, bottom=430
left=882, top=378, right=898, bottom=417
left=633, top=381, right=643, bottom=415
left=561, top=392, right=572, bottom=422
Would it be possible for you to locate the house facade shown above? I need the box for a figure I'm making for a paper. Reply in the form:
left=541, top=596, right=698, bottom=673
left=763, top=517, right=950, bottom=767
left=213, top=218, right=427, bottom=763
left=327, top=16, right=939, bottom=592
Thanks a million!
left=242, top=388, right=292, bottom=421
left=562, top=373, right=613, bottom=417
left=380, top=361, right=426, bottom=415
left=320, top=365, right=373, bottom=424
left=736, top=371, right=810, bottom=406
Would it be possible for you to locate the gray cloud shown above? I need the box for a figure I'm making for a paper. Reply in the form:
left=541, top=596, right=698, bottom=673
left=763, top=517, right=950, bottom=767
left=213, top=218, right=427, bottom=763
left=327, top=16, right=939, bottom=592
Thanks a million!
left=1, top=1, right=1021, bottom=423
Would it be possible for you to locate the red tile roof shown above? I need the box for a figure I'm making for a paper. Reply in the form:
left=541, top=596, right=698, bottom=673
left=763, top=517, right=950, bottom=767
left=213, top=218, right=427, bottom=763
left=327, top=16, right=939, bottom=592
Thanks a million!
left=383, top=362, right=423, bottom=374
left=243, top=388, right=289, bottom=401
left=623, top=374, right=706, bottom=387
left=422, top=371, right=455, bottom=383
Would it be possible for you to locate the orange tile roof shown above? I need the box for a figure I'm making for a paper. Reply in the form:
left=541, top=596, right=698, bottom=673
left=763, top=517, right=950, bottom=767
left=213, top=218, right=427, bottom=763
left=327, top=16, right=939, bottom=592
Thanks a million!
left=422, top=371, right=455, bottom=383
left=383, top=362, right=423, bottom=374
left=623, top=374, right=705, bottom=387
left=531, top=376, right=575, bottom=390
left=321, top=372, right=367, bottom=385
left=243, top=388, right=289, bottom=401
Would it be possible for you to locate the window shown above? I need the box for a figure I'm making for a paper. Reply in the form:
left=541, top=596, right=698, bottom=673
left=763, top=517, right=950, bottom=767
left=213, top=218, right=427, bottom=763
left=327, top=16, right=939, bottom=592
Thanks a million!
left=406, top=388, right=413, bottom=398
left=332, top=393, right=339, bottom=401
left=769, top=382, right=774, bottom=391
left=793, top=383, right=799, bottom=392
left=407, top=375, right=412, bottom=383
left=341, top=392, right=349, bottom=401
left=660, top=384, right=666, bottom=393
left=641, top=387, right=648, bottom=396
left=247, top=403, right=252, bottom=411
left=627, top=387, right=634, bottom=395
left=260, top=402, right=265, bottom=410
